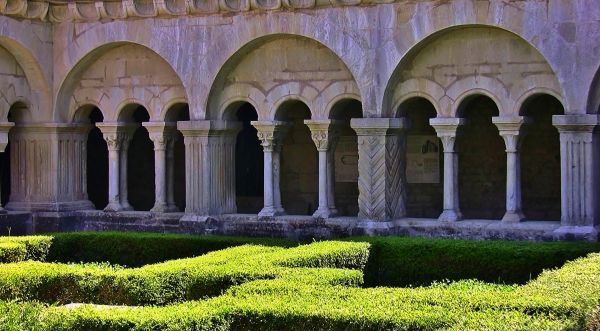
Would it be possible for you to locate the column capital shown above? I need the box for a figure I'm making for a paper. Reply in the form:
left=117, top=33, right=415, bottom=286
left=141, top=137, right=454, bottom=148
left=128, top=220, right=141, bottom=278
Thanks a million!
left=552, top=114, right=600, bottom=133
left=143, top=122, right=178, bottom=151
left=430, top=118, right=465, bottom=137
left=350, top=118, right=408, bottom=136
left=97, top=122, right=139, bottom=150
left=251, top=120, right=291, bottom=152
left=177, top=120, right=241, bottom=137
left=304, top=119, right=343, bottom=152
left=492, top=116, right=530, bottom=153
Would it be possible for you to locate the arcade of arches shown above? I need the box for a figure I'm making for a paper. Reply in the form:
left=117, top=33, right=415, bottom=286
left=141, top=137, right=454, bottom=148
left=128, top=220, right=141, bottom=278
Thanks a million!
left=0, top=3, right=600, bottom=241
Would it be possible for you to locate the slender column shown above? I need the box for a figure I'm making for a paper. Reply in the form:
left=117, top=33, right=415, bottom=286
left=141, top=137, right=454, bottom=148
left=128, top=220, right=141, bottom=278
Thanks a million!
left=273, top=142, right=284, bottom=214
left=430, top=118, right=465, bottom=222
left=119, top=135, right=134, bottom=211
left=177, top=120, right=240, bottom=220
left=493, top=117, right=527, bottom=222
left=305, top=120, right=341, bottom=218
left=252, top=121, right=290, bottom=217
left=350, top=118, right=408, bottom=221
left=552, top=115, right=600, bottom=241
left=326, top=140, right=338, bottom=214
left=103, top=133, right=123, bottom=211
left=97, top=123, right=137, bottom=212
left=144, top=122, right=178, bottom=213
left=166, top=135, right=178, bottom=212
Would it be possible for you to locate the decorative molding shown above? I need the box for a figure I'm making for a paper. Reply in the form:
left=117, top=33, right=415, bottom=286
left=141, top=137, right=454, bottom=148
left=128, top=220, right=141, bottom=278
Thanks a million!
left=0, top=0, right=397, bottom=22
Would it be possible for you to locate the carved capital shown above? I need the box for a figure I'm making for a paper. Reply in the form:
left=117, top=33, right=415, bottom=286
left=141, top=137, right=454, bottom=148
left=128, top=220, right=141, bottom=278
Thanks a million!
left=252, top=121, right=290, bottom=153
left=305, top=120, right=341, bottom=152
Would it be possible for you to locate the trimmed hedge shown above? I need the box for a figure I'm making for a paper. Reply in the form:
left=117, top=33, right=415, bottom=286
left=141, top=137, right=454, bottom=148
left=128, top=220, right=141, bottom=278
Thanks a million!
left=0, top=241, right=368, bottom=306
left=353, top=236, right=600, bottom=286
left=0, top=236, right=52, bottom=263
left=39, top=250, right=600, bottom=330
left=46, top=232, right=295, bottom=267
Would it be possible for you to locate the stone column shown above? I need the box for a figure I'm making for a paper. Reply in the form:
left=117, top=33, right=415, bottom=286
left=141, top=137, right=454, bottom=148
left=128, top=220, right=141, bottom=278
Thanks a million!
left=118, top=132, right=135, bottom=211
left=144, top=122, right=178, bottom=213
left=97, top=123, right=137, bottom=212
left=177, top=120, right=240, bottom=220
left=552, top=115, right=600, bottom=240
left=326, top=136, right=339, bottom=215
left=493, top=117, right=528, bottom=222
left=305, top=120, right=341, bottom=218
left=430, top=118, right=465, bottom=222
left=0, top=122, right=14, bottom=213
left=350, top=118, right=408, bottom=221
left=166, top=135, right=178, bottom=212
left=251, top=121, right=290, bottom=217
left=6, top=123, right=95, bottom=212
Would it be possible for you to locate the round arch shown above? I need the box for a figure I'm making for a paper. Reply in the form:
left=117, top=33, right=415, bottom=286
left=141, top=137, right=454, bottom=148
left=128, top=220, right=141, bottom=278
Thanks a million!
left=383, top=24, right=565, bottom=118
left=205, top=33, right=361, bottom=121
left=56, top=41, right=188, bottom=123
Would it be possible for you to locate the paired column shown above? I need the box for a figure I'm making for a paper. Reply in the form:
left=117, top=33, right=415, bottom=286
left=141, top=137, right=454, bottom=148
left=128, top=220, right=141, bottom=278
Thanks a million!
left=144, top=122, right=178, bottom=213
left=430, top=118, right=464, bottom=222
left=251, top=121, right=290, bottom=217
left=305, top=120, right=341, bottom=218
left=177, top=120, right=240, bottom=219
left=552, top=115, right=600, bottom=240
left=493, top=116, right=528, bottom=222
left=350, top=118, right=408, bottom=222
left=97, top=123, right=137, bottom=212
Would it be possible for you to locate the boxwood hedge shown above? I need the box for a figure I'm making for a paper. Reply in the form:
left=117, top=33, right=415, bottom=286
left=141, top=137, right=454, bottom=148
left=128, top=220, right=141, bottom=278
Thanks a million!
left=1, top=232, right=600, bottom=330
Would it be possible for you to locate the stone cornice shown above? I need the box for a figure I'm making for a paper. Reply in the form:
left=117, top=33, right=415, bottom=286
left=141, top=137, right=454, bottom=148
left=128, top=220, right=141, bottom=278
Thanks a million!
left=0, top=0, right=393, bottom=23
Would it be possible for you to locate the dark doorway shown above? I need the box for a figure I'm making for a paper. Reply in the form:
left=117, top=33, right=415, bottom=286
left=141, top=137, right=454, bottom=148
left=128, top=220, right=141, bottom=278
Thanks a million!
left=234, top=103, right=263, bottom=214
left=127, top=107, right=155, bottom=211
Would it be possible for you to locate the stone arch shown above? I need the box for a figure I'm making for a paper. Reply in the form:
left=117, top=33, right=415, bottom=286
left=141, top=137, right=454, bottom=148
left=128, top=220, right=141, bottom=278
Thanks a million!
left=396, top=96, right=442, bottom=218
left=586, top=67, right=600, bottom=114
left=206, top=34, right=360, bottom=122
left=453, top=88, right=504, bottom=118
left=519, top=93, right=564, bottom=221
left=57, top=42, right=188, bottom=123
left=456, top=94, right=506, bottom=220
left=384, top=25, right=563, bottom=118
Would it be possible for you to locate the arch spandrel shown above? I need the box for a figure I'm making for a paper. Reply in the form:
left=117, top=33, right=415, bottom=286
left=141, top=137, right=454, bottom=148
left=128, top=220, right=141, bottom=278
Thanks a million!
left=385, top=26, right=562, bottom=118
left=58, top=43, right=188, bottom=123
left=207, top=35, right=361, bottom=121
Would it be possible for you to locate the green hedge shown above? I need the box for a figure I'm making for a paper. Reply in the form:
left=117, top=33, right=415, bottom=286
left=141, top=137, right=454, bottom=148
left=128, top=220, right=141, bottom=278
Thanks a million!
left=46, top=232, right=294, bottom=267
left=353, top=236, right=600, bottom=286
left=0, top=241, right=368, bottom=306
left=40, top=250, right=600, bottom=331
left=0, top=236, right=52, bottom=263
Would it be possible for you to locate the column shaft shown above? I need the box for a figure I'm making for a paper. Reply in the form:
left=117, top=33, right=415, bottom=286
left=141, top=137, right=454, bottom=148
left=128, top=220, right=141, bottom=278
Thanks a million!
left=431, top=118, right=464, bottom=222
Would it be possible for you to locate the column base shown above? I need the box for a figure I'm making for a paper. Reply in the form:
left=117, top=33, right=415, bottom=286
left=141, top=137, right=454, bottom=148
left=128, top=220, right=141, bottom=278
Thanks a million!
left=553, top=226, right=599, bottom=241
left=0, top=206, right=7, bottom=215
left=120, top=203, right=134, bottom=212
left=7, top=200, right=95, bottom=212
left=438, top=209, right=462, bottom=222
left=165, top=205, right=180, bottom=213
left=151, top=203, right=169, bottom=213
left=312, top=208, right=338, bottom=219
left=104, top=202, right=124, bottom=212
left=258, top=207, right=286, bottom=217
left=502, top=211, right=525, bottom=223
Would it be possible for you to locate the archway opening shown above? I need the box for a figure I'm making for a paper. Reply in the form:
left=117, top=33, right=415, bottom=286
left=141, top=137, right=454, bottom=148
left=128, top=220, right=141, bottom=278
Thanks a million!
left=225, top=103, right=263, bottom=214
left=276, top=101, right=317, bottom=215
left=83, top=107, right=108, bottom=210
left=397, top=98, right=443, bottom=218
left=122, top=106, right=155, bottom=211
left=520, top=95, right=563, bottom=220
left=329, top=99, right=362, bottom=216
left=165, top=103, right=189, bottom=212
left=457, top=95, right=506, bottom=219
